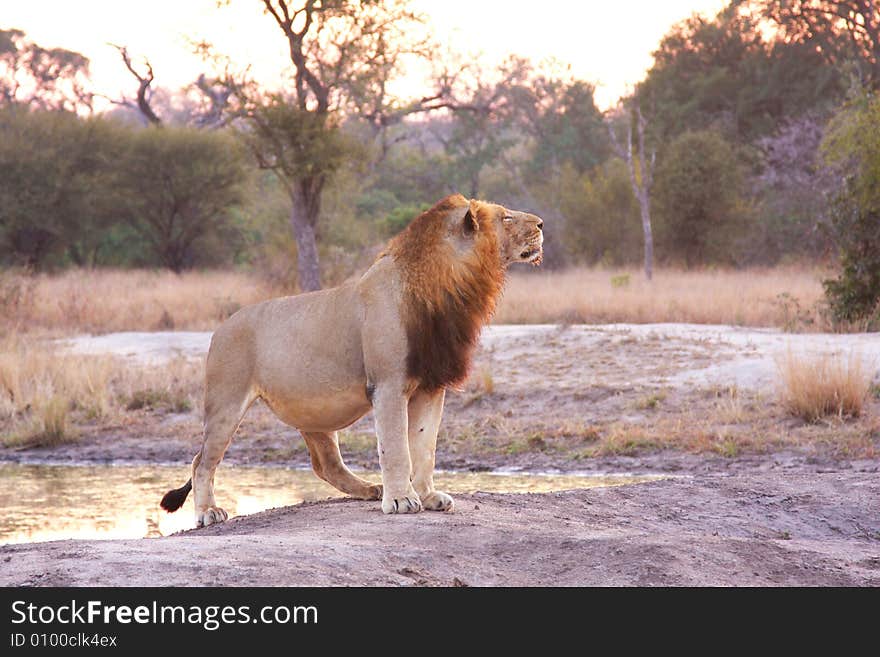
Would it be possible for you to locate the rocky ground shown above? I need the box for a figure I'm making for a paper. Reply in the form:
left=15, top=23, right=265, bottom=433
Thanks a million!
left=1, top=469, right=878, bottom=586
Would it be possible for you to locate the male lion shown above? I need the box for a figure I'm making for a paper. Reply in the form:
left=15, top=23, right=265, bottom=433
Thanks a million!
left=161, top=194, right=543, bottom=526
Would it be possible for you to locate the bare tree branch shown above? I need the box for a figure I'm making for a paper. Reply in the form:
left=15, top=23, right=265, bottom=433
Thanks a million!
left=109, top=43, right=161, bottom=125
left=262, top=0, right=328, bottom=112
left=193, top=73, right=233, bottom=128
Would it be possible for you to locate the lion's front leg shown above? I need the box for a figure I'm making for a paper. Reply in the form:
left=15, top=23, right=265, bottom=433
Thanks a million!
left=408, top=388, right=453, bottom=512
left=373, top=382, right=422, bottom=514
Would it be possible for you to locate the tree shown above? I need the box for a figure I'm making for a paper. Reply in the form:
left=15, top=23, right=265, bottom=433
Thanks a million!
left=639, top=5, right=844, bottom=143
left=514, top=78, right=610, bottom=177
left=117, top=126, right=249, bottom=272
left=0, top=28, right=92, bottom=112
left=109, top=45, right=237, bottom=129
left=750, top=115, right=835, bottom=263
left=652, top=130, right=749, bottom=266
left=110, top=44, right=162, bottom=125
left=608, top=100, right=656, bottom=280
left=432, top=109, right=510, bottom=199
left=428, top=57, right=528, bottom=198
left=237, top=94, right=353, bottom=285
left=220, top=0, right=434, bottom=291
left=0, top=108, right=121, bottom=267
left=820, top=94, right=880, bottom=327
left=745, top=1, right=880, bottom=89
left=559, top=159, right=642, bottom=266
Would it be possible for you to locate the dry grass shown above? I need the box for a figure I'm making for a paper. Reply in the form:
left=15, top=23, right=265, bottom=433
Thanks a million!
left=777, top=350, right=874, bottom=422
left=0, top=332, right=202, bottom=447
left=444, top=373, right=879, bottom=461
left=1, top=268, right=277, bottom=334
left=0, top=334, right=112, bottom=422
left=21, top=395, right=72, bottom=447
left=496, top=265, right=828, bottom=329
left=1, top=265, right=832, bottom=336
left=476, top=366, right=495, bottom=395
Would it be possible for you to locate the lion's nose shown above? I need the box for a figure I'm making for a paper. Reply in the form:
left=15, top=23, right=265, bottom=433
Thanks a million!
left=536, top=220, right=544, bottom=230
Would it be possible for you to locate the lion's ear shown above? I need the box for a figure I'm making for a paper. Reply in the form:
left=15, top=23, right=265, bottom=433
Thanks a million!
left=463, top=199, right=480, bottom=233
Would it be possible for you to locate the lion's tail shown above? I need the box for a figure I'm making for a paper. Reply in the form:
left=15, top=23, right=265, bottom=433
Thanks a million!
left=160, top=478, right=192, bottom=513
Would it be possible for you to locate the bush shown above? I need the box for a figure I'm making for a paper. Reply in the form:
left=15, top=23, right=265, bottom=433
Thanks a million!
left=0, top=108, right=125, bottom=268
left=117, top=126, right=249, bottom=271
left=821, top=95, right=880, bottom=328
left=0, top=109, right=252, bottom=271
left=822, top=186, right=880, bottom=328
left=652, top=130, right=751, bottom=266
left=559, top=160, right=642, bottom=266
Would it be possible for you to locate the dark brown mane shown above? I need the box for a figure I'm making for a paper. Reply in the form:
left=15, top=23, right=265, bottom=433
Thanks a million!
left=387, top=194, right=505, bottom=392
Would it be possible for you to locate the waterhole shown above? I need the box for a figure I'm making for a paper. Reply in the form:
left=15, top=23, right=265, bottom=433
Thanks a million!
left=0, top=463, right=663, bottom=544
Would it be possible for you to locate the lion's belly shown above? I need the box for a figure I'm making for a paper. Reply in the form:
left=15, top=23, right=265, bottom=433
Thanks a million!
left=254, top=346, right=371, bottom=432
left=242, top=284, right=372, bottom=432
left=260, top=383, right=371, bottom=433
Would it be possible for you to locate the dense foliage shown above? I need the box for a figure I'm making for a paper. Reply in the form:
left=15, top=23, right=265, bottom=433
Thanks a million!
left=821, top=94, right=880, bottom=327
left=0, top=108, right=249, bottom=270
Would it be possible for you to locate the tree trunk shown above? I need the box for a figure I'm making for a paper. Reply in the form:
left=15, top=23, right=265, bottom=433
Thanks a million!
left=639, top=196, right=654, bottom=281
left=165, top=249, right=185, bottom=274
left=289, top=191, right=321, bottom=292
left=608, top=101, right=655, bottom=282
left=67, top=243, right=85, bottom=267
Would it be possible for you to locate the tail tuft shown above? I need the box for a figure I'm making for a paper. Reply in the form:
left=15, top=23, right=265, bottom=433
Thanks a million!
left=160, top=478, right=192, bottom=513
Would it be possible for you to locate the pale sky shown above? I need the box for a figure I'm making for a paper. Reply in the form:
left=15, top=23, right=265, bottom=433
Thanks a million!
left=1, top=0, right=728, bottom=110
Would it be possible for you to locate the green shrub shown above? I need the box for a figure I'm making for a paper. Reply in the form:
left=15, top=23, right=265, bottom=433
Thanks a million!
left=821, top=95, right=880, bottom=329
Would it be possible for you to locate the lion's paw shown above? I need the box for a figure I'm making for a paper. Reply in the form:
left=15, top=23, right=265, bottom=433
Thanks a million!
left=422, top=490, right=454, bottom=512
left=196, top=506, right=228, bottom=527
left=381, top=494, right=422, bottom=514
left=365, top=484, right=383, bottom=500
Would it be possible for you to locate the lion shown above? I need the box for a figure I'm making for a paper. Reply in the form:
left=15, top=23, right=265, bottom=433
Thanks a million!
left=160, top=194, right=544, bottom=526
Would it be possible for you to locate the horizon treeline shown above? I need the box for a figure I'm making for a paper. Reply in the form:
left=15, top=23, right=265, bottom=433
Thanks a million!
left=1, top=1, right=878, bottom=296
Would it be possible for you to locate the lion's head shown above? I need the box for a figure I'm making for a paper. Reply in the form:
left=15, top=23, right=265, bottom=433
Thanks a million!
left=478, top=199, right=544, bottom=267
left=387, top=194, right=544, bottom=392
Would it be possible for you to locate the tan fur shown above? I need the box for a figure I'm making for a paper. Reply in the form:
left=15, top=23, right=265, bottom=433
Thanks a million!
left=172, top=194, right=543, bottom=526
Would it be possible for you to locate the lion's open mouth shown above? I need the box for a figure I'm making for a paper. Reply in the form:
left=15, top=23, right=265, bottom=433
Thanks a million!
left=520, top=247, right=543, bottom=265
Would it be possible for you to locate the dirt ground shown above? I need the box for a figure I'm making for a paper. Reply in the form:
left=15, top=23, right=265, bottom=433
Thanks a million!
left=1, top=469, right=878, bottom=586
left=2, top=324, right=879, bottom=586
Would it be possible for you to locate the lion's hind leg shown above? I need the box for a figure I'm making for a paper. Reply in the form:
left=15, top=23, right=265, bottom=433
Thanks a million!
left=192, top=384, right=256, bottom=527
left=302, top=431, right=382, bottom=500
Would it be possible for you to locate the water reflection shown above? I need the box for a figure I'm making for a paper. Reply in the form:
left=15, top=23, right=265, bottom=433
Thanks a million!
left=0, top=463, right=663, bottom=545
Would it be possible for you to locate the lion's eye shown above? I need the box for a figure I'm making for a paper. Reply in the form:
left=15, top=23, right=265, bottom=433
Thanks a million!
left=503, top=216, right=513, bottom=223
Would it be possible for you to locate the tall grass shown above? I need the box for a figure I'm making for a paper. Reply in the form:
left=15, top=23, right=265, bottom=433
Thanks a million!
left=30, top=395, right=71, bottom=447
left=0, top=333, right=202, bottom=447
left=0, top=268, right=276, bottom=334
left=1, top=265, right=830, bottom=335
left=777, top=350, right=874, bottom=422
left=0, top=334, right=110, bottom=420
left=496, top=266, right=828, bottom=328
